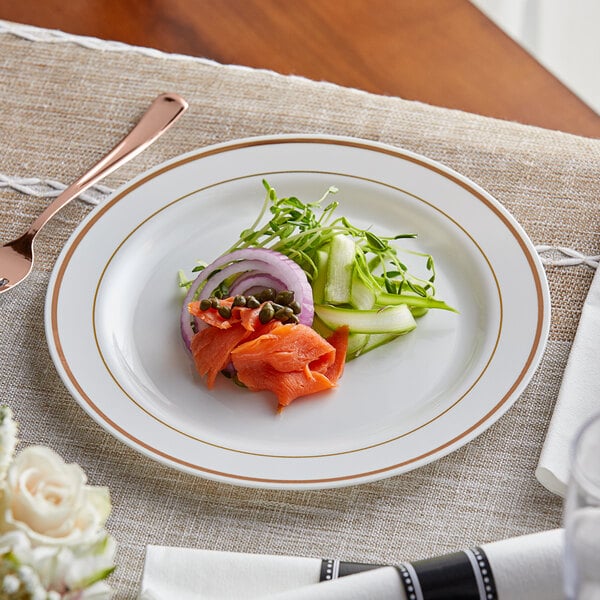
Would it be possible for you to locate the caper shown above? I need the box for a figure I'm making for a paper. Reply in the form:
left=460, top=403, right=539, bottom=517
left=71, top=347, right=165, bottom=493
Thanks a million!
left=257, top=287, right=276, bottom=302
left=199, top=298, right=212, bottom=311
left=218, top=305, right=232, bottom=319
left=232, top=374, right=247, bottom=388
left=210, top=297, right=220, bottom=309
left=259, top=302, right=275, bottom=324
left=288, top=300, right=302, bottom=314
left=287, top=314, right=299, bottom=324
left=275, top=290, right=295, bottom=306
left=245, top=295, right=260, bottom=309
left=274, top=307, right=294, bottom=321
left=232, top=295, right=247, bottom=307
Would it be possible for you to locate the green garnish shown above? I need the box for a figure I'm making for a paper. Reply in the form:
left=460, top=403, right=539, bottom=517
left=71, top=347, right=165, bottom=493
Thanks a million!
left=222, top=180, right=455, bottom=358
left=227, top=180, right=453, bottom=307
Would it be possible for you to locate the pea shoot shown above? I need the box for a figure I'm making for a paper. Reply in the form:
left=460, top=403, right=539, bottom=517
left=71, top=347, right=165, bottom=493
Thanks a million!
left=225, top=180, right=448, bottom=307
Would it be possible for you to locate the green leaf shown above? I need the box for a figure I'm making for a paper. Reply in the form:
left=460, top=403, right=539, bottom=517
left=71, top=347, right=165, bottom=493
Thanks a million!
left=365, top=231, right=388, bottom=251
left=78, top=566, right=116, bottom=589
left=384, top=278, right=396, bottom=294
left=406, top=281, right=427, bottom=297
left=200, top=180, right=454, bottom=351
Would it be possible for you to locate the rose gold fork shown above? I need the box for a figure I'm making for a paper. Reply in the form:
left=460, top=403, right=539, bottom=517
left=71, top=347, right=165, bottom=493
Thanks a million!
left=0, top=92, right=188, bottom=295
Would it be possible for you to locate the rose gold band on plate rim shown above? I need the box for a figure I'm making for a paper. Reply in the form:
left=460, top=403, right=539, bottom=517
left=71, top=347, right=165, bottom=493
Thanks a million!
left=50, top=137, right=547, bottom=485
left=91, top=170, right=502, bottom=457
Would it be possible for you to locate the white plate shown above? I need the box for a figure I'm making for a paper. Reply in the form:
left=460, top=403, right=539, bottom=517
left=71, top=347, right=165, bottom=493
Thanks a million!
left=45, top=135, right=550, bottom=489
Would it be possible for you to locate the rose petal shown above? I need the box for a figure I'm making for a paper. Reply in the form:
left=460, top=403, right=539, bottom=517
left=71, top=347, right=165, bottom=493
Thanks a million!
left=4, top=447, right=111, bottom=546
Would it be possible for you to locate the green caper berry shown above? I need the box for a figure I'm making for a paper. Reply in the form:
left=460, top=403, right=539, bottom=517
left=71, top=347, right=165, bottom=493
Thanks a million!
left=274, top=307, right=294, bottom=321
left=232, top=374, right=247, bottom=388
left=287, top=314, right=300, bottom=324
left=275, top=290, right=295, bottom=305
left=245, top=295, right=260, bottom=309
left=257, top=287, right=276, bottom=302
left=259, top=302, right=275, bottom=324
left=218, top=305, right=232, bottom=319
left=210, top=297, right=219, bottom=308
left=288, top=300, right=302, bottom=314
left=232, top=295, right=246, bottom=307
left=199, top=298, right=212, bottom=311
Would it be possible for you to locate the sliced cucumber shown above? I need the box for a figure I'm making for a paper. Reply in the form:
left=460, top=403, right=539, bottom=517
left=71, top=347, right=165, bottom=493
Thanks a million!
left=409, top=306, right=429, bottom=318
left=311, top=313, right=334, bottom=339
left=347, top=332, right=407, bottom=360
left=346, top=333, right=370, bottom=360
left=311, top=249, right=330, bottom=304
left=324, top=234, right=355, bottom=304
left=350, top=273, right=376, bottom=310
left=360, top=332, right=400, bottom=354
left=375, top=291, right=457, bottom=312
left=315, top=303, right=417, bottom=334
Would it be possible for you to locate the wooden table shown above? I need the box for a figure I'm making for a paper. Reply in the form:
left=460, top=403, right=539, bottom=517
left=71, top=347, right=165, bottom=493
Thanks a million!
left=2, top=8, right=600, bottom=597
left=1, top=0, right=598, bottom=138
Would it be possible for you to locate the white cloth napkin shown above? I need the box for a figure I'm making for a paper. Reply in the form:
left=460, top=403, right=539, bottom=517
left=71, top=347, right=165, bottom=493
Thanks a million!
left=139, top=529, right=563, bottom=599
left=261, top=568, right=405, bottom=600
left=482, top=528, right=563, bottom=600
left=138, top=548, right=321, bottom=599
left=536, top=265, right=600, bottom=496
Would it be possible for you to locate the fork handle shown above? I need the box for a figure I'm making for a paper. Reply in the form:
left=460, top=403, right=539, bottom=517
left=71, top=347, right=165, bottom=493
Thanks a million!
left=27, top=93, right=188, bottom=238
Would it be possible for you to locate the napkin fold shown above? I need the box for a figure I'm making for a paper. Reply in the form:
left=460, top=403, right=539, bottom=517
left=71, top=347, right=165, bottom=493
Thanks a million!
left=536, top=265, right=600, bottom=496
left=139, top=529, right=563, bottom=599
left=482, top=528, right=563, bottom=600
left=139, top=548, right=321, bottom=599
left=261, top=568, right=404, bottom=600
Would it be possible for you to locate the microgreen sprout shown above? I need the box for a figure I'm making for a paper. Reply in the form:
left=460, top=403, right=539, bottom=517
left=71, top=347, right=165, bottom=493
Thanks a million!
left=225, top=180, right=445, bottom=305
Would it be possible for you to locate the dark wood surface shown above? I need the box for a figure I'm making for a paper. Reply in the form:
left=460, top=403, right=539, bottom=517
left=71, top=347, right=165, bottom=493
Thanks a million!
left=1, top=0, right=599, bottom=137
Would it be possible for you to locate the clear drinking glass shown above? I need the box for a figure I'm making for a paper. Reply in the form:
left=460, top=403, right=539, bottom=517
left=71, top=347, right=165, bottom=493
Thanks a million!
left=564, top=412, right=600, bottom=600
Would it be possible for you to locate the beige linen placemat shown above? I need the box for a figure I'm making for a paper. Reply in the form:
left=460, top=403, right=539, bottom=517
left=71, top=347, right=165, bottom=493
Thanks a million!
left=1, top=21, right=599, bottom=598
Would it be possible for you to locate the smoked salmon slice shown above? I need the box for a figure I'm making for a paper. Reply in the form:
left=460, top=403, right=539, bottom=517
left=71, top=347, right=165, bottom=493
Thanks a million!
left=231, top=323, right=335, bottom=373
left=189, top=298, right=349, bottom=409
left=189, top=299, right=263, bottom=331
left=231, top=323, right=348, bottom=408
left=323, top=325, right=349, bottom=381
left=235, top=364, right=334, bottom=409
left=191, top=323, right=250, bottom=388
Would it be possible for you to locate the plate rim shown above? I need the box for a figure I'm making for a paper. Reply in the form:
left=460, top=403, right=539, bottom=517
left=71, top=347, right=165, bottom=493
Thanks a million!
left=45, top=133, right=551, bottom=489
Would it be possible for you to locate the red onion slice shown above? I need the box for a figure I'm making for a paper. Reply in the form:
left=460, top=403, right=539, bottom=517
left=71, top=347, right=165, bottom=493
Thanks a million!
left=180, top=248, right=314, bottom=351
left=228, top=272, right=286, bottom=297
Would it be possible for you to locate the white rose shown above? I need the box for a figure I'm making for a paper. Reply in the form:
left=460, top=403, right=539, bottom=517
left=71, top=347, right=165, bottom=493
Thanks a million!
left=2, top=446, right=111, bottom=547
left=0, top=531, right=115, bottom=599
left=31, top=535, right=116, bottom=599
left=0, top=406, right=18, bottom=482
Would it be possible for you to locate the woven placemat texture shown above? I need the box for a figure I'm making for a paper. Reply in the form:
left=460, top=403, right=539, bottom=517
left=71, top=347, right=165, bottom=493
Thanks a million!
left=1, top=23, right=599, bottom=598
